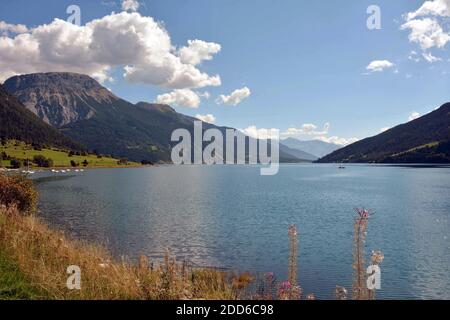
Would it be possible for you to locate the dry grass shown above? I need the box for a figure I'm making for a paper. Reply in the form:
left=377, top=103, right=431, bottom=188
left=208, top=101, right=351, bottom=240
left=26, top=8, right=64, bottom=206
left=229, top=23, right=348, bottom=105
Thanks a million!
left=0, top=205, right=237, bottom=300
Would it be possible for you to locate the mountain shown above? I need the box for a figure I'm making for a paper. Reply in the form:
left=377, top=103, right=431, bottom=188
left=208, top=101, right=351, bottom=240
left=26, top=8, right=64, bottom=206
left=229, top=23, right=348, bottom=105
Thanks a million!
left=4, top=72, right=116, bottom=127
left=281, top=138, right=341, bottom=158
left=0, top=84, right=83, bottom=150
left=318, top=103, right=450, bottom=163
left=277, top=142, right=318, bottom=161
left=4, top=72, right=308, bottom=163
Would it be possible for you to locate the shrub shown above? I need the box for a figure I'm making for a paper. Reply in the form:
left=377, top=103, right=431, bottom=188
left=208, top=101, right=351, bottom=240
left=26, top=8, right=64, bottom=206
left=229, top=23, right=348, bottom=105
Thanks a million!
left=10, top=158, right=23, bottom=169
left=1, top=151, right=9, bottom=160
left=82, top=159, right=89, bottom=167
left=33, top=155, right=53, bottom=168
left=0, top=174, right=38, bottom=214
left=117, top=158, right=128, bottom=165
left=32, top=143, right=42, bottom=151
left=141, top=160, right=153, bottom=165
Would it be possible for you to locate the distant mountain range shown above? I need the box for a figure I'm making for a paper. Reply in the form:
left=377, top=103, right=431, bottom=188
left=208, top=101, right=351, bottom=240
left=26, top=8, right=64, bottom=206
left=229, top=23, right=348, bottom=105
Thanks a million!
left=281, top=138, right=341, bottom=159
left=318, top=103, right=450, bottom=163
left=2, top=72, right=311, bottom=163
left=0, top=84, right=83, bottom=151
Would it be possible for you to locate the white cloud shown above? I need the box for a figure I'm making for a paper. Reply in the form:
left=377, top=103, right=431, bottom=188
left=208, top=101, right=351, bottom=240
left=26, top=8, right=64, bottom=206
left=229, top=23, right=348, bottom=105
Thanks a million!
left=314, top=136, right=359, bottom=146
left=408, top=111, right=421, bottom=121
left=281, top=122, right=330, bottom=137
left=422, top=52, right=442, bottom=62
left=366, top=60, right=395, bottom=72
left=198, top=91, right=210, bottom=99
left=401, top=18, right=450, bottom=50
left=179, top=40, right=221, bottom=66
left=196, top=114, right=216, bottom=124
left=406, top=0, right=450, bottom=20
left=408, top=50, right=421, bottom=62
left=216, top=87, right=251, bottom=106
left=380, top=127, right=391, bottom=133
left=402, top=1, right=450, bottom=51
left=122, top=0, right=140, bottom=12
left=0, top=21, right=28, bottom=34
left=156, top=89, right=201, bottom=108
left=0, top=12, right=221, bottom=89
left=240, top=125, right=279, bottom=140
left=240, top=123, right=354, bottom=145
left=280, top=122, right=355, bottom=146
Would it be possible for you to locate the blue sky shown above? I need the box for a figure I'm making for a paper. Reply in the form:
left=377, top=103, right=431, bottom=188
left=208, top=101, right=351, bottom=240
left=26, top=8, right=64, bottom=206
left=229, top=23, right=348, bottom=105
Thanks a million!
left=1, top=0, right=449, bottom=144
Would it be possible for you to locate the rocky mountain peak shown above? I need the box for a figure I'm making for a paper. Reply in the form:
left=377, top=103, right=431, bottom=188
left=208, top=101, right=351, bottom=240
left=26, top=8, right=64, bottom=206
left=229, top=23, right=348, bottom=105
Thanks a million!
left=3, top=72, right=119, bottom=127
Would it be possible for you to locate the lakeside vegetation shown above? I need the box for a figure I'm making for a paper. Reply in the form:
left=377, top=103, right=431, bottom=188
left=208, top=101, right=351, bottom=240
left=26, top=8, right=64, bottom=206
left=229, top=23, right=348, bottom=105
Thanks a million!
left=0, top=140, right=142, bottom=169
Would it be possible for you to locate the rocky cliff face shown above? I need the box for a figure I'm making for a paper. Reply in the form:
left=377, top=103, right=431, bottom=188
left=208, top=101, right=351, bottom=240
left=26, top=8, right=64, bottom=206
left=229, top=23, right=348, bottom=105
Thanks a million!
left=3, top=72, right=118, bottom=127
left=0, top=83, right=84, bottom=150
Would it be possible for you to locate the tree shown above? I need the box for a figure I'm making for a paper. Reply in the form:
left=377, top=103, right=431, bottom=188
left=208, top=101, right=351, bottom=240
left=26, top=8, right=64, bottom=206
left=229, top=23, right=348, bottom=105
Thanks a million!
left=82, top=159, right=89, bottom=167
left=70, top=160, right=79, bottom=167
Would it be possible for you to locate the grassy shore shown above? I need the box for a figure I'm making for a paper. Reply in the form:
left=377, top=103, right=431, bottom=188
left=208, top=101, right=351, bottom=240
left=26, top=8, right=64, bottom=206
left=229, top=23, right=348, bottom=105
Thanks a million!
left=0, top=203, right=239, bottom=300
left=0, top=140, right=141, bottom=168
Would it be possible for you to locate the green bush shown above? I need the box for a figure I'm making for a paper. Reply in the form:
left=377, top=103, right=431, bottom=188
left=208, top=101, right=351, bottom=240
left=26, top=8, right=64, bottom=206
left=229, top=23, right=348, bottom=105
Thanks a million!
left=32, top=155, right=53, bottom=168
left=10, top=159, right=22, bottom=169
left=0, top=174, right=38, bottom=215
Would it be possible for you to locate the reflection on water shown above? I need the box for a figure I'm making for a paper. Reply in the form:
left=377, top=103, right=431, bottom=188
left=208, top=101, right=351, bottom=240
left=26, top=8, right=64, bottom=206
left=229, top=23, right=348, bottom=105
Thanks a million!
left=33, top=164, right=450, bottom=299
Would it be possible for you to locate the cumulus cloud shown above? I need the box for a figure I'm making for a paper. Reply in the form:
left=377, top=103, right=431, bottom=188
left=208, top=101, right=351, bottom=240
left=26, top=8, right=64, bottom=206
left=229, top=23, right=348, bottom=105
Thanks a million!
left=0, top=12, right=221, bottom=88
left=401, top=18, right=450, bottom=50
left=408, top=111, right=421, bottom=121
left=240, top=123, right=354, bottom=145
left=402, top=1, right=450, bottom=51
left=240, top=126, right=279, bottom=140
left=0, top=21, right=28, bottom=34
left=281, top=123, right=330, bottom=137
left=422, top=52, right=442, bottom=62
left=122, top=0, right=140, bottom=12
left=216, top=87, right=251, bottom=106
left=280, top=122, right=356, bottom=146
left=179, top=40, right=221, bottom=66
left=198, top=91, right=210, bottom=99
left=366, top=60, right=395, bottom=72
left=156, top=89, right=201, bottom=108
left=406, top=0, right=450, bottom=20
left=196, top=114, right=216, bottom=124
left=314, top=136, right=359, bottom=146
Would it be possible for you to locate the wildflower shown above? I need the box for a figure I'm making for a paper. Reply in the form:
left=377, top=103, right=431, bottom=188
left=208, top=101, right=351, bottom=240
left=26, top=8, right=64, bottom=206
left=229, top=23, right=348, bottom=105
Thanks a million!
left=371, top=250, right=384, bottom=265
left=334, top=286, right=348, bottom=300
left=305, top=293, right=316, bottom=300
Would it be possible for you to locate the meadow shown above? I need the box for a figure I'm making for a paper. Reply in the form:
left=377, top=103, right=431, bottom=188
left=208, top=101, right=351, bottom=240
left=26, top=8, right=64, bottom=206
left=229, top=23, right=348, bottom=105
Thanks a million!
left=0, top=140, right=140, bottom=168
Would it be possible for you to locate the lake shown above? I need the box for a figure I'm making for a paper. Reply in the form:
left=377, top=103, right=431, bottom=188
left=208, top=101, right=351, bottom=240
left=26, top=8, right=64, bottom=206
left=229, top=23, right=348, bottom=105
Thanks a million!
left=32, top=164, right=450, bottom=299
